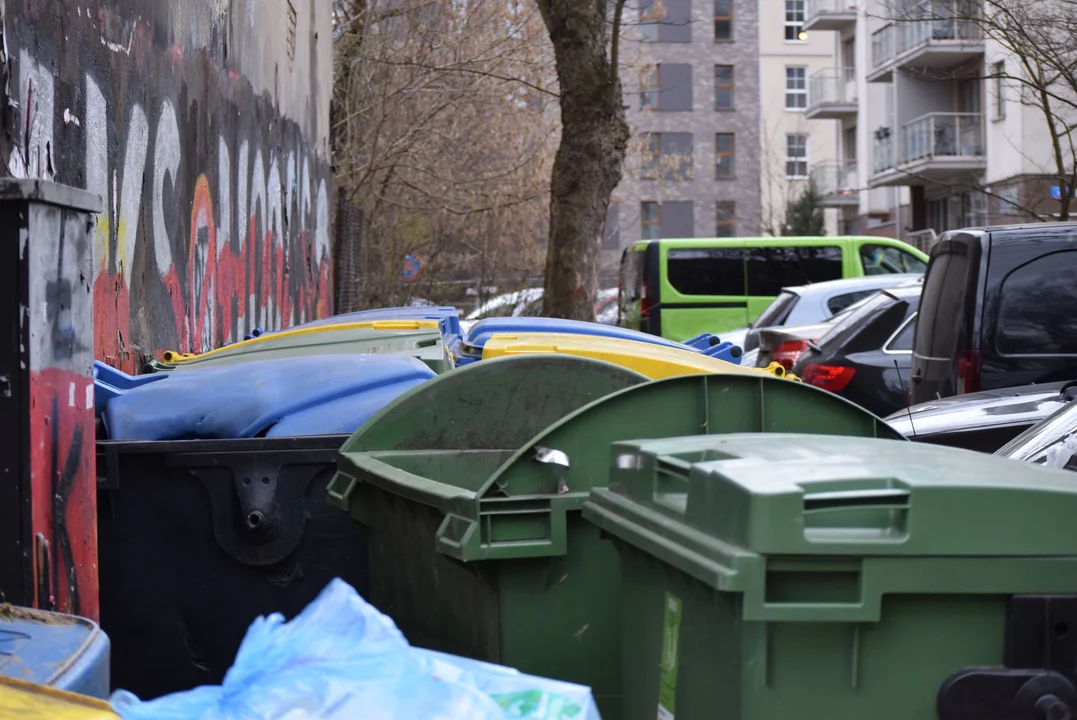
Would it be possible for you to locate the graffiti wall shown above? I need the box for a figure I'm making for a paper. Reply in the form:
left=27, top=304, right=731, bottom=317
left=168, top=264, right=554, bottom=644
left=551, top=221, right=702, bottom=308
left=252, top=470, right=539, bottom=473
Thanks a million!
left=1, top=0, right=334, bottom=372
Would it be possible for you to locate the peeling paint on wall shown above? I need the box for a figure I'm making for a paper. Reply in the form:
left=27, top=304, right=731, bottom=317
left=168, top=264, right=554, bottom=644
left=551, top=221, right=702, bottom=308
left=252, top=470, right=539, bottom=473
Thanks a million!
left=2, top=0, right=333, bottom=371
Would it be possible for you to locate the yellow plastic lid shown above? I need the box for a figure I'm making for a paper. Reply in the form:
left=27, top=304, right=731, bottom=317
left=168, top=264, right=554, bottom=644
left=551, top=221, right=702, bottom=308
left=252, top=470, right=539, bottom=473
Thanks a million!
left=0, top=676, right=117, bottom=719
left=480, top=333, right=797, bottom=381
left=161, top=319, right=441, bottom=363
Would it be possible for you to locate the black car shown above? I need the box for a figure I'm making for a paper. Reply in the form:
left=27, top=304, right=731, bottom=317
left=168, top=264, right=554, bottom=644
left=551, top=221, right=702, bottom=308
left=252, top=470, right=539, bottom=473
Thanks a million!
left=911, top=222, right=1077, bottom=404
left=885, top=380, right=1077, bottom=453
left=790, top=282, right=920, bottom=417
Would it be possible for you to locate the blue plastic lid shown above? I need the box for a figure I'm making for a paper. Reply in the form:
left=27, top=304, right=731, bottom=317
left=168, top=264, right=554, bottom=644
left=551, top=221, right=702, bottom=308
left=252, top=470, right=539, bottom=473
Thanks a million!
left=464, top=317, right=701, bottom=356
left=0, top=606, right=101, bottom=686
left=102, top=354, right=437, bottom=441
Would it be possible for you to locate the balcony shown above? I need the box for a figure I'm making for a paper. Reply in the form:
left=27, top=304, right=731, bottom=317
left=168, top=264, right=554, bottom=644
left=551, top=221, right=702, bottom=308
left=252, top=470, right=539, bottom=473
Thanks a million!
left=868, top=2, right=984, bottom=82
left=870, top=112, right=985, bottom=186
left=806, top=68, right=858, bottom=120
left=811, top=162, right=860, bottom=207
left=805, top=0, right=857, bottom=31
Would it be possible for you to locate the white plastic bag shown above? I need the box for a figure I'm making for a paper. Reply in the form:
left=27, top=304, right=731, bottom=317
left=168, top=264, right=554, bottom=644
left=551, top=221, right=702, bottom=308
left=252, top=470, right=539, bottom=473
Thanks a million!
left=111, top=578, right=601, bottom=720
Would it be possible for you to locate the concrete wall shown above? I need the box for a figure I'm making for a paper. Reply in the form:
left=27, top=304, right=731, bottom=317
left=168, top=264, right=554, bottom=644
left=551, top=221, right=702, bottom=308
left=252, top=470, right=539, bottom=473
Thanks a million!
left=609, top=0, right=762, bottom=250
left=1, top=0, right=333, bottom=371
left=759, top=0, right=840, bottom=235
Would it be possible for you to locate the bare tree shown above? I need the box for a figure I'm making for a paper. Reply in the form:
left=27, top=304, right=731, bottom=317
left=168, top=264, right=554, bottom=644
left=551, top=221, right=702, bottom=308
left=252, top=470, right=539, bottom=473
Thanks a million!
left=881, top=0, right=1077, bottom=220
left=535, top=0, right=632, bottom=320
left=332, top=0, right=558, bottom=310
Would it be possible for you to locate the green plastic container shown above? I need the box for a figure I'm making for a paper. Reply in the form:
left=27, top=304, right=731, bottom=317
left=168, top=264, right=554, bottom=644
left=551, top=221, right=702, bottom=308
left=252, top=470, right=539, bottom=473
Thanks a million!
left=583, top=433, right=1077, bottom=720
left=148, top=327, right=453, bottom=373
left=328, top=367, right=903, bottom=719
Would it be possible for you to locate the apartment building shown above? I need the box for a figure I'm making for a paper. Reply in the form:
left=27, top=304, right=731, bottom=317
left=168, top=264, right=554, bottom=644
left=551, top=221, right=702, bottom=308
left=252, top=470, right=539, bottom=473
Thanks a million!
left=806, top=0, right=1074, bottom=243
left=758, top=0, right=841, bottom=235
left=602, top=0, right=763, bottom=268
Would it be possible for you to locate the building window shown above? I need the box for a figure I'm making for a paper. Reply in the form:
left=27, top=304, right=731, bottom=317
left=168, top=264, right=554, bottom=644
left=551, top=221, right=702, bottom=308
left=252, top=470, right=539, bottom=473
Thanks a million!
left=715, top=133, right=735, bottom=178
left=640, top=66, right=659, bottom=109
left=843, top=126, right=857, bottom=163
left=641, top=201, right=660, bottom=240
left=842, top=38, right=856, bottom=70
left=784, top=0, right=806, bottom=41
left=993, top=61, right=1006, bottom=120
left=641, top=132, right=694, bottom=181
left=716, top=202, right=736, bottom=237
left=786, top=134, right=809, bottom=178
left=714, top=0, right=733, bottom=41
left=785, top=67, right=807, bottom=110
left=714, top=65, right=734, bottom=109
left=639, top=0, right=660, bottom=41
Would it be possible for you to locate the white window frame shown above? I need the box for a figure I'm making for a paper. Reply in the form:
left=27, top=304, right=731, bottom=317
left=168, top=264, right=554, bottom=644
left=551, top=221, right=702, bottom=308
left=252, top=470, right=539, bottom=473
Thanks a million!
left=786, top=134, right=809, bottom=178
left=993, top=60, right=1006, bottom=121
left=785, top=66, right=807, bottom=111
left=784, top=0, right=806, bottom=42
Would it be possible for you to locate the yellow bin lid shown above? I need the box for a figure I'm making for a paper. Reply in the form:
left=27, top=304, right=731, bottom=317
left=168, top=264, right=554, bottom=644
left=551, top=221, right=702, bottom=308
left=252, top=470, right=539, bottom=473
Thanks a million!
left=0, top=676, right=117, bottom=719
left=480, top=333, right=797, bottom=381
left=162, top=319, right=442, bottom=364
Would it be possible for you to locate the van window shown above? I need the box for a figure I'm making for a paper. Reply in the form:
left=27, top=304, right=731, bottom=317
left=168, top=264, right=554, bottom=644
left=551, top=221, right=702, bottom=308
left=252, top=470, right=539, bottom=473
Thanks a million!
left=914, top=245, right=970, bottom=359
left=996, top=250, right=1077, bottom=355
left=860, top=244, right=927, bottom=274
left=746, top=245, right=843, bottom=296
left=620, top=249, right=644, bottom=306
left=667, top=248, right=745, bottom=295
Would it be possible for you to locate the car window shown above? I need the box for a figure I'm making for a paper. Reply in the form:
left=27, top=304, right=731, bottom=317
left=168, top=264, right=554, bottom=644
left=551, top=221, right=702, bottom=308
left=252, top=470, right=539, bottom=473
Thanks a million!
left=827, top=289, right=875, bottom=315
left=817, top=291, right=892, bottom=347
left=753, top=291, right=799, bottom=328
left=995, top=250, right=1077, bottom=355
left=998, top=401, right=1077, bottom=472
left=517, top=297, right=545, bottom=317
left=886, top=313, right=917, bottom=352
left=667, top=248, right=745, bottom=296
left=914, top=245, right=970, bottom=359
left=746, top=246, right=844, bottom=296
left=860, top=244, right=928, bottom=275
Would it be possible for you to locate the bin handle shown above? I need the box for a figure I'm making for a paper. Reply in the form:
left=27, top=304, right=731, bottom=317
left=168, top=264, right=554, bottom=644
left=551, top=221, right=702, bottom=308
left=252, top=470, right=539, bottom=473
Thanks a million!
left=801, top=488, right=910, bottom=543
left=340, top=454, right=478, bottom=517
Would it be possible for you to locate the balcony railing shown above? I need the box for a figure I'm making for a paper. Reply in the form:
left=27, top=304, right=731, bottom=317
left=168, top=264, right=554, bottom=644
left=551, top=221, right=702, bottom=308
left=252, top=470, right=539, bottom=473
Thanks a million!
left=806, top=0, right=857, bottom=21
left=873, top=128, right=894, bottom=174
left=896, top=10, right=983, bottom=55
left=811, top=161, right=860, bottom=199
left=872, top=24, right=895, bottom=68
left=808, top=68, right=858, bottom=107
left=901, top=112, right=983, bottom=163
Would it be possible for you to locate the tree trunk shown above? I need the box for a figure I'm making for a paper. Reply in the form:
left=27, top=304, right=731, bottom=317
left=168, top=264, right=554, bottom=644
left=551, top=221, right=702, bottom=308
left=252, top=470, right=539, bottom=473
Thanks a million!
left=537, top=0, right=630, bottom=320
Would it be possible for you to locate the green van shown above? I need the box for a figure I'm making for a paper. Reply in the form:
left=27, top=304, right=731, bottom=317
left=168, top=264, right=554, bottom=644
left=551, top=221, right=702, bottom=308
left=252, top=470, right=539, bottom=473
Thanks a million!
left=619, top=236, right=928, bottom=341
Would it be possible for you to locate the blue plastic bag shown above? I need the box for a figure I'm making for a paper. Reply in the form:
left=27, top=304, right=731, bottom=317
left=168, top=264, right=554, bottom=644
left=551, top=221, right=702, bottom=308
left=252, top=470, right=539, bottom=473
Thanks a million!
left=110, top=579, right=601, bottom=720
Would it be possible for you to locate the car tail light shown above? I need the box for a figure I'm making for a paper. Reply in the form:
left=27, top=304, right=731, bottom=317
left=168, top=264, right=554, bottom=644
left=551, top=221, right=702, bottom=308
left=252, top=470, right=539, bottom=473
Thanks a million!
left=640, top=282, right=652, bottom=319
left=956, top=349, right=981, bottom=395
left=771, top=340, right=808, bottom=370
left=803, top=364, right=857, bottom=393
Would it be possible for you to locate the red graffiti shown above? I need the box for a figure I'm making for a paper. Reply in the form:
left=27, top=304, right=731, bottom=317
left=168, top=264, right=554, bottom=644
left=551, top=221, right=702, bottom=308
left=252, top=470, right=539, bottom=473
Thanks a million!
left=29, top=368, right=98, bottom=621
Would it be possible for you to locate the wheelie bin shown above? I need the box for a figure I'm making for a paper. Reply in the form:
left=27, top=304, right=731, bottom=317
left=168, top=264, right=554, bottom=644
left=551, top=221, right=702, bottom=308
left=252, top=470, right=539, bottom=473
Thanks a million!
left=583, top=433, right=1077, bottom=720
left=102, top=354, right=437, bottom=441
left=95, top=353, right=645, bottom=702
left=0, top=606, right=110, bottom=698
left=457, top=317, right=740, bottom=365
left=328, top=371, right=904, bottom=719
left=155, top=323, right=454, bottom=374
left=479, top=332, right=792, bottom=381
left=0, top=677, right=117, bottom=719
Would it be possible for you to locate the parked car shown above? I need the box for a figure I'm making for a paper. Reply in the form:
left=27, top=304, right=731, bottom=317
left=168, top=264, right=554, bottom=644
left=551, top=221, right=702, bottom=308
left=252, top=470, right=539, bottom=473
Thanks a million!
left=997, top=391, right=1077, bottom=472
left=618, top=236, right=928, bottom=341
left=885, top=380, right=1077, bottom=453
left=790, top=280, right=922, bottom=417
left=461, top=288, right=544, bottom=332
left=736, top=274, right=921, bottom=352
left=910, top=222, right=1077, bottom=404
left=753, top=292, right=882, bottom=370
left=594, top=287, right=619, bottom=325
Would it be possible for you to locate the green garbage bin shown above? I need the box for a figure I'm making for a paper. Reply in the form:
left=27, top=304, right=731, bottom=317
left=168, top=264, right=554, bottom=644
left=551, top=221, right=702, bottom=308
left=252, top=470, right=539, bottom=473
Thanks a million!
left=583, top=433, right=1077, bottom=720
left=147, top=326, right=453, bottom=373
left=328, top=369, right=904, bottom=719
